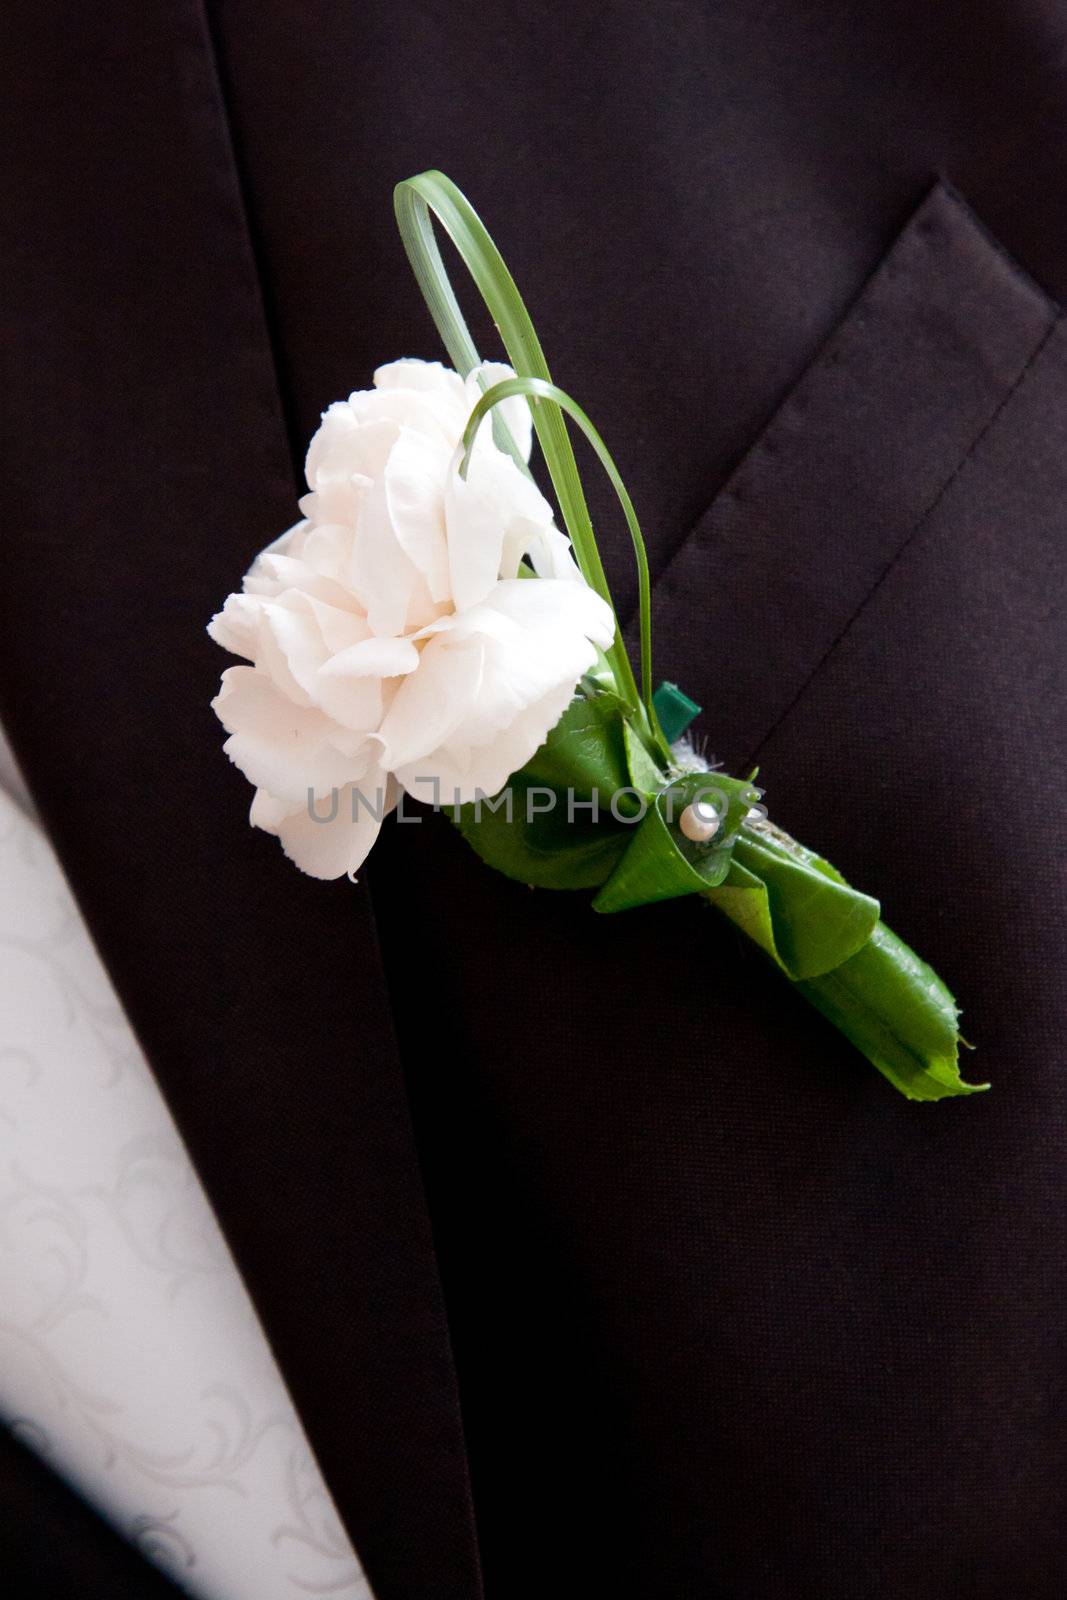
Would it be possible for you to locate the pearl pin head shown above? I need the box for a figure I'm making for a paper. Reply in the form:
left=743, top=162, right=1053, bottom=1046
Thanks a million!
left=679, top=798, right=721, bottom=844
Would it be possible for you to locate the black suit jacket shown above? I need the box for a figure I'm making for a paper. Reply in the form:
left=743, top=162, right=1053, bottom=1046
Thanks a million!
left=2, top=3, right=1065, bottom=1596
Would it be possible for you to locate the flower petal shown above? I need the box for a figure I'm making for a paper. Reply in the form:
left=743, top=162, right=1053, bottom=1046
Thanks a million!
left=479, top=575, right=615, bottom=649
left=384, top=426, right=452, bottom=602
left=444, top=446, right=556, bottom=610
left=314, top=634, right=419, bottom=732
left=212, top=666, right=373, bottom=801
left=351, top=473, right=424, bottom=637
left=398, top=674, right=584, bottom=804
left=374, top=359, right=466, bottom=405
left=526, top=521, right=585, bottom=582
left=305, top=411, right=398, bottom=529
left=207, top=592, right=261, bottom=660
left=319, top=636, right=420, bottom=679
left=376, top=633, right=485, bottom=770
left=251, top=775, right=397, bottom=881
left=465, top=361, right=533, bottom=462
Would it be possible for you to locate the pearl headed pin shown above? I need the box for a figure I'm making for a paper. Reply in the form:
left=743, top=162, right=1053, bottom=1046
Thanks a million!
left=679, top=798, right=721, bottom=843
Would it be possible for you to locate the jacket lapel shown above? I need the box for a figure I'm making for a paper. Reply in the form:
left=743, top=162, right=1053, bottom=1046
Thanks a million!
left=0, top=6, right=481, bottom=1597
left=634, top=184, right=1059, bottom=771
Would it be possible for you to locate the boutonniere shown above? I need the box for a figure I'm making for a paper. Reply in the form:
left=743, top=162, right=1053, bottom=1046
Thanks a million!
left=209, top=171, right=985, bottom=1103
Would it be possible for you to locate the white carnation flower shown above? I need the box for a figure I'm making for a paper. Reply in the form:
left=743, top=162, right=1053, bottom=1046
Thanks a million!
left=209, top=359, right=614, bottom=878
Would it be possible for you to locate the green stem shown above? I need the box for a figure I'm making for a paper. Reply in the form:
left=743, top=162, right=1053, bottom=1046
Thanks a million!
left=394, top=169, right=642, bottom=720
left=460, top=376, right=666, bottom=757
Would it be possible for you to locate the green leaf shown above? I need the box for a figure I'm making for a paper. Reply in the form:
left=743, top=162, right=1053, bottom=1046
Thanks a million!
left=623, top=722, right=667, bottom=796
left=592, top=771, right=758, bottom=914
left=796, top=924, right=988, bottom=1101
left=705, top=821, right=986, bottom=1101
left=702, top=854, right=788, bottom=962
left=703, top=824, right=879, bottom=981
left=453, top=690, right=635, bottom=890
left=726, top=827, right=880, bottom=979
left=522, top=686, right=635, bottom=800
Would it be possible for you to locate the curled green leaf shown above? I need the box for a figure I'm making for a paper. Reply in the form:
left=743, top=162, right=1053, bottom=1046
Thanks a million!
left=705, top=822, right=986, bottom=1101
left=797, top=925, right=987, bottom=1102
left=717, top=825, right=880, bottom=980
left=592, top=772, right=757, bottom=914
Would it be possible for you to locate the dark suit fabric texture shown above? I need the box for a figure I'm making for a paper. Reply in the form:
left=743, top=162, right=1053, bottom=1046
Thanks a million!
left=1, top=3, right=1065, bottom=1597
